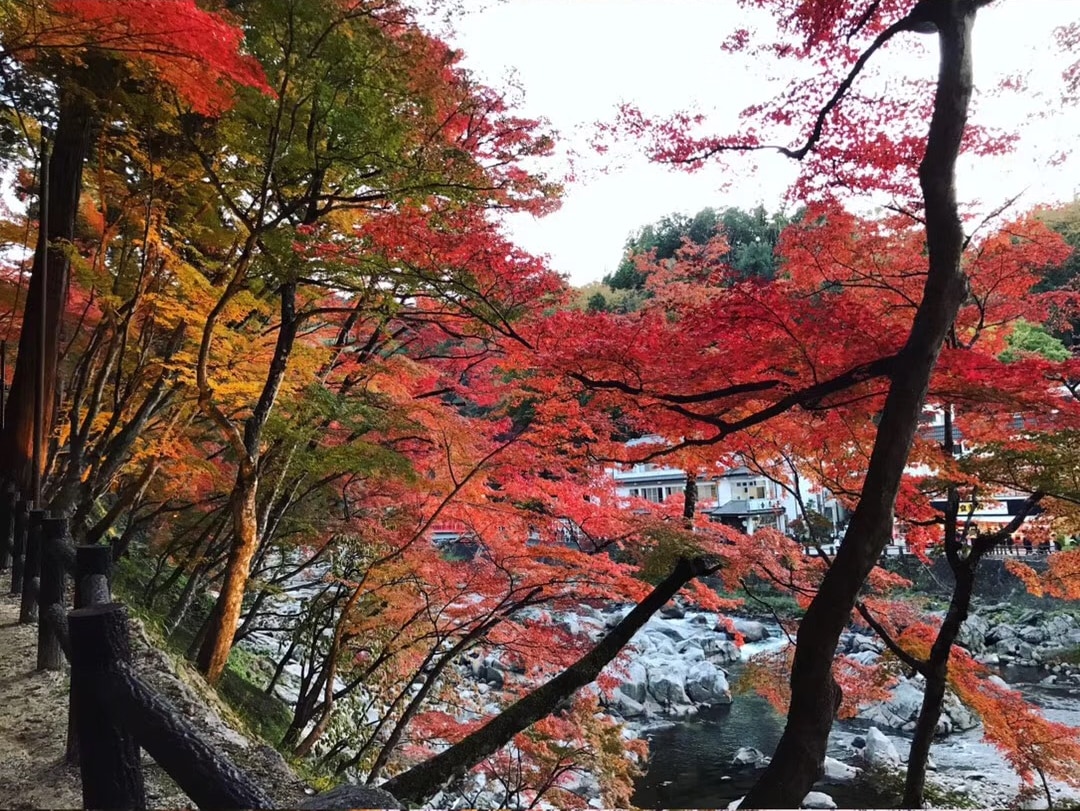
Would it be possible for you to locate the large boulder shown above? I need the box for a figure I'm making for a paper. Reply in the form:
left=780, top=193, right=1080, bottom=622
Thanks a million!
left=732, top=619, right=770, bottom=643
left=858, top=677, right=974, bottom=735
left=822, top=757, right=860, bottom=783
left=640, top=632, right=678, bottom=657
left=986, top=624, right=1018, bottom=645
left=848, top=650, right=880, bottom=667
left=700, top=635, right=741, bottom=663
left=686, top=661, right=732, bottom=705
left=614, top=692, right=647, bottom=718
left=858, top=679, right=924, bottom=732
left=863, top=727, right=901, bottom=767
left=942, top=691, right=978, bottom=732
left=616, top=661, right=649, bottom=704
left=660, top=602, right=686, bottom=619
left=647, top=663, right=690, bottom=706
left=957, top=614, right=990, bottom=653
left=850, top=633, right=883, bottom=654
left=1019, top=626, right=1048, bottom=645
left=654, top=623, right=691, bottom=643
left=676, top=639, right=707, bottom=663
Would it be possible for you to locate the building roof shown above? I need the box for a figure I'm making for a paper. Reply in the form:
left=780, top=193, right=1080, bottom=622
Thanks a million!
left=706, top=499, right=779, bottom=516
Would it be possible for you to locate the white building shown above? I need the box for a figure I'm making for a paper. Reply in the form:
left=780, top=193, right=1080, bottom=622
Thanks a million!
left=610, top=459, right=846, bottom=538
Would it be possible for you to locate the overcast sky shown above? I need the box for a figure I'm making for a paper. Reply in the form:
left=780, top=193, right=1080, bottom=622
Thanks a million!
left=442, top=1, right=1080, bottom=286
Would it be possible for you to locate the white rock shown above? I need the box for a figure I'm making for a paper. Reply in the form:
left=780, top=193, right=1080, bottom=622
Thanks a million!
left=646, top=663, right=690, bottom=706
left=686, top=661, right=732, bottom=705
left=701, top=635, right=741, bottom=662
left=864, top=727, right=901, bottom=767
left=822, top=756, right=860, bottom=782
left=617, top=661, right=649, bottom=704
left=732, top=746, right=767, bottom=767
left=732, top=618, right=770, bottom=642
left=643, top=633, right=679, bottom=657
left=615, top=693, right=646, bottom=718
left=727, top=797, right=743, bottom=810
left=802, top=790, right=838, bottom=809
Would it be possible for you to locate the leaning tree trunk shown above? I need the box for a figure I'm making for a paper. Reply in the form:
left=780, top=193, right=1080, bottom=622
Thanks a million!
left=382, top=555, right=718, bottom=805
left=0, top=88, right=93, bottom=495
left=742, top=6, right=976, bottom=807
left=196, top=460, right=259, bottom=682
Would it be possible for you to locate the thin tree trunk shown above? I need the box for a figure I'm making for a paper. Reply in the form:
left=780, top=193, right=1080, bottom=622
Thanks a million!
left=743, top=6, right=976, bottom=806
left=265, top=635, right=300, bottom=697
left=382, top=555, right=718, bottom=805
left=903, top=489, right=1042, bottom=807
left=165, top=565, right=207, bottom=638
left=903, top=564, right=972, bottom=806
left=197, top=282, right=298, bottom=684
left=196, top=463, right=259, bottom=680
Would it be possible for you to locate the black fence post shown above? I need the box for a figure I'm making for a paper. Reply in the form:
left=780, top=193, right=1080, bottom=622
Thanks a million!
left=0, top=485, right=14, bottom=570
left=69, top=603, right=146, bottom=811
left=67, top=543, right=114, bottom=765
left=19, top=507, right=45, bottom=623
left=37, top=515, right=68, bottom=671
left=9, top=497, right=27, bottom=595
left=75, top=543, right=112, bottom=606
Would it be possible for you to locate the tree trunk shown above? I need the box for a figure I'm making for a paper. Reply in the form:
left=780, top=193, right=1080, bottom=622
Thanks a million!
left=165, top=565, right=206, bottom=638
left=742, top=6, right=976, bottom=807
left=196, top=462, right=259, bottom=683
left=903, top=490, right=1042, bottom=806
left=382, top=556, right=716, bottom=805
left=0, top=88, right=93, bottom=494
left=196, top=283, right=298, bottom=684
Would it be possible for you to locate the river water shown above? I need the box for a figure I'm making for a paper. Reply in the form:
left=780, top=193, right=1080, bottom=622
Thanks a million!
left=632, top=648, right=1080, bottom=809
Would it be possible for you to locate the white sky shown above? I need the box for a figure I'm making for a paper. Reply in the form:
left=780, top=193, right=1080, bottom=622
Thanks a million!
left=442, top=1, right=1080, bottom=286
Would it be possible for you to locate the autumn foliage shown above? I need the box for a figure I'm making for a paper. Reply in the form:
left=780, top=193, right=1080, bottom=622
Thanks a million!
left=0, top=0, right=1079, bottom=807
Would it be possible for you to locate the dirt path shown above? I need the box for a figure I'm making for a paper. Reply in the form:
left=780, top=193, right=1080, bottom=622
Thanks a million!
left=0, top=593, right=310, bottom=809
left=0, top=594, right=82, bottom=810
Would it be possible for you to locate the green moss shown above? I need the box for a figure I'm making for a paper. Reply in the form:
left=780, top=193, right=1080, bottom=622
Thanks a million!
left=112, top=553, right=294, bottom=751
left=218, top=653, right=292, bottom=747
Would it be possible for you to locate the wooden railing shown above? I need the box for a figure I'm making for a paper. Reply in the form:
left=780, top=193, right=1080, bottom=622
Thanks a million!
left=1, top=492, right=275, bottom=810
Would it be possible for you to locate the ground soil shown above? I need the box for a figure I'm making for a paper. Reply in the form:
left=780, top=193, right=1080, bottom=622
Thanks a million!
left=0, top=593, right=311, bottom=809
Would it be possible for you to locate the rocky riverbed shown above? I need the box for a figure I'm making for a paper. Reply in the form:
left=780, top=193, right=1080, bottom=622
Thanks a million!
left=247, top=585, right=1080, bottom=810
left=626, top=602, right=1080, bottom=810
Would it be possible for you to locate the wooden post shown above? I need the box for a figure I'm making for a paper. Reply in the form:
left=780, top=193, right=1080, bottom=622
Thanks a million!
left=9, top=497, right=27, bottom=595
left=19, top=507, right=45, bottom=623
left=75, top=543, right=111, bottom=606
left=67, top=543, right=113, bottom=764
left=68, top=603, right=146, bottom=810
left=0, top=485, right=14, bottom=570
left=37, top=515, right=67, bottom=670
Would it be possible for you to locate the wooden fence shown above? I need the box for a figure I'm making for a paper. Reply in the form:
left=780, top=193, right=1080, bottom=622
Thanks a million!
left=0, top=491, right=275, bottom=810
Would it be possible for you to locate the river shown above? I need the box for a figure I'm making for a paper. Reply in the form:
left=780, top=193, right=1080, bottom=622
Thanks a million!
left=632, top=647, right=1080, bottom=809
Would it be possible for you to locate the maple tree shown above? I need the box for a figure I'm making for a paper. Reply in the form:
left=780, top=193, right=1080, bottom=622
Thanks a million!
left=0, top=0, right=268, bottom=498
left=600, top=1, right=1080, bottom=805
left=144, top=0, right=561, bottom=684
